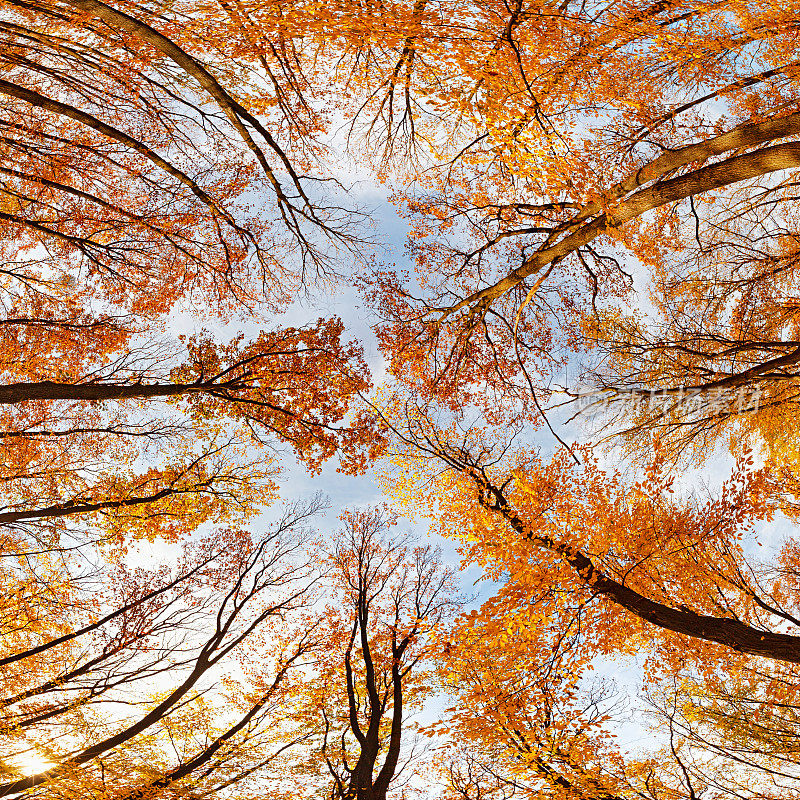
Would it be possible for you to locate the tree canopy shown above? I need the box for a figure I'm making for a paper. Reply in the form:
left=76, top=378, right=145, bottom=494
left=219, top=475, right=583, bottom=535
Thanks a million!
left=3, top=0, right=800, bottom=797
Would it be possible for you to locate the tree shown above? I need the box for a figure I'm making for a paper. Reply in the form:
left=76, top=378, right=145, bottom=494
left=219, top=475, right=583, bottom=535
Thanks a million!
left=0, top=0, right=352, bottom=297
left=0, top=500, right=324, bottom=799
left=378, top=413, right=800, bottom=796
left=575, top=211, right=800, bottom=466
left=356, top=0, right=800, bottom=461
left=292, top=508, right=458, bottom=800
left=345, top=3, right=800, bottom=792
left=0, top=0, right=382, bottom=564
left=438, top=640, right=800, bottom=800
left=410, top=427, right=800, bottom=661
left=636, top=667, right=800, bottom=799
left=439, top=745, right=523, bottom=800
left=0, top=318, right=378, bottom=561
left=436, top=626, right=644, bottom=800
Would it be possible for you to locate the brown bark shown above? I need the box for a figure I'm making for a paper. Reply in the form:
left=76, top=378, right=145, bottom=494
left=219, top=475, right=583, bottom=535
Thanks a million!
left=0, top=482, right=213, bottom=525
left=613, top=344, right=800, bottom=396
left=0, top=379, right=201, bottom=405
left=474, top=476, right=800, bottom=664
left=439, top=112, right=800, bottom=319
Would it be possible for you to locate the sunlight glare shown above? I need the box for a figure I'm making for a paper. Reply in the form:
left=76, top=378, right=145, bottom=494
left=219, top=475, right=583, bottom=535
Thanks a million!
left=10, top=750, right=54, bottom=776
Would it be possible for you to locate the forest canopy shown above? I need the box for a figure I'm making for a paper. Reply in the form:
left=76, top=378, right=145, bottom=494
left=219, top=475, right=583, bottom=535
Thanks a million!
left=2, top=0, right=800, bottom=797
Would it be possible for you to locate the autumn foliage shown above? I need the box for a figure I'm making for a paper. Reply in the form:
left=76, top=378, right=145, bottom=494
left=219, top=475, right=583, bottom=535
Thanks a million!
left=4, top=0, right=800, bottom=797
